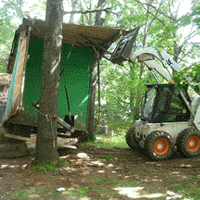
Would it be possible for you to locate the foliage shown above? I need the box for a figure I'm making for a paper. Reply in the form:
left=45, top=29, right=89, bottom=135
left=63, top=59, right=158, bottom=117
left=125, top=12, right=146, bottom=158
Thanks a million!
left=29, top=0, right=46, bottom=19
left=191, top=0, right=200, bottom=27
left=174, top=63, right=200, bottom=94
left=0, top=0, right=47, bottom=72
left=2, top=0, right=24, bottom=20
left=0, top=5, right=16, bottom=72
left=96, top=60, right=147, bottom=129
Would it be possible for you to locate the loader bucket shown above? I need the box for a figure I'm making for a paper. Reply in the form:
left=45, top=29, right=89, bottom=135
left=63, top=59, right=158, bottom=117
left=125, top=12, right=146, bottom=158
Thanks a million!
left=110, top=27, right=140, bottom=65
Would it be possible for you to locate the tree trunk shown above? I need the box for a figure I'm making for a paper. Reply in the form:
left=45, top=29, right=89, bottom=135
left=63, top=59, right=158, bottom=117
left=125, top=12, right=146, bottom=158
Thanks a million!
left=69, top=0, right=79, bottom=23
left=87, top=0, right=107, bottom=139
left=87, top=60, right=98, bottom=140
left=35, top=0, right=63, bottom=164
left=94, top=0, right=107, bottom=26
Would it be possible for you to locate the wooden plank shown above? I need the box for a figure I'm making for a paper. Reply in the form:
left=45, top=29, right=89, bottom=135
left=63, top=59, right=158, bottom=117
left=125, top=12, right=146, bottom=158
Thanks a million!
left=5, top=133, right=35, bottom=142
left=0, top=126, right=76, bottom=149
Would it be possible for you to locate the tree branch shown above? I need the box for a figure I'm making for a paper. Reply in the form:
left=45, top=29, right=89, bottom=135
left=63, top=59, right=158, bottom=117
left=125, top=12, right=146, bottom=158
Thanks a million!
left=134, top=0, right=171, bottom=30
left=64, top=7, right=112, bottom=15
left=135, top=0, right=175, bottom=21
left=188, top=61, right=200, bottom=68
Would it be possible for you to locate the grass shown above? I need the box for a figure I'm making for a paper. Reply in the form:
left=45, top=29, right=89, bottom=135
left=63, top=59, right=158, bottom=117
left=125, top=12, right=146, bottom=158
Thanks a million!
left=99, top=154, right=117, bottom=161
left=64, top=187, right=91, bottom=199
left=10, top=187, right=60, bottom=199
left=11, top=175, right=200, bottom=200
left=64, top=176, right=167, bottom=199
left=31, top=160, right=71, bottom=173
left=80, top=130, right=128, bottom=149
left=168, top=176, right=200, bottom=199
left=90, top=176, right=122, bottom=185
left=64, top=176, right=125, bottom=199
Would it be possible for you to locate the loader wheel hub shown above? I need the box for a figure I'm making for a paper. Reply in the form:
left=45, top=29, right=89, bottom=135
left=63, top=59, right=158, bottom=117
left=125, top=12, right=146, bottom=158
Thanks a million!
left=154, top=139, right=169, bottom=155
left=187, top=136, right=200, bottom=152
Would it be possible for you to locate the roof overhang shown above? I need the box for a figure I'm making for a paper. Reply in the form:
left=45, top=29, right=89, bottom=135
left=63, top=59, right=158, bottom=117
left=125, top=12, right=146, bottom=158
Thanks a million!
left=21, top=18, right=128, bottom=54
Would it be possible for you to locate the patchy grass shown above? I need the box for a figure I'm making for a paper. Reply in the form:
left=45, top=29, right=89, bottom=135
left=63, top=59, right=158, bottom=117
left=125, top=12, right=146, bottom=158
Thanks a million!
left=32, top=162, right=58, bottom=173
left=10, top=187, right=60, bottom=199
left=168, top=176, right=200, bottom=199
left=81, top=131, right=128, bottom=149
left=63, top=177, right=124, bottom=199
left=64, top=187, right=91, bottom=199
left=64, top=176, right=166, bottom=199
left=31, top=160, right=71, bottom=173
left=99, top=154, right=117, bottom=161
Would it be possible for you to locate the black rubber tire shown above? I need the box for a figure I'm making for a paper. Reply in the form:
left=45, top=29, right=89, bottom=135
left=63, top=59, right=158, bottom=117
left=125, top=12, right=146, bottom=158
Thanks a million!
left=126, top=126, right=139, bottom=149
left=176, top=128, right=200, bottom=158
left=144, top=131, right=175, bottom=161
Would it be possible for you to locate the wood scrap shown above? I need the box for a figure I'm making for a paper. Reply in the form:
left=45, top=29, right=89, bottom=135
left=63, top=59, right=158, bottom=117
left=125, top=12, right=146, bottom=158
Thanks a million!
left=0, top=126, right=77, bottom=149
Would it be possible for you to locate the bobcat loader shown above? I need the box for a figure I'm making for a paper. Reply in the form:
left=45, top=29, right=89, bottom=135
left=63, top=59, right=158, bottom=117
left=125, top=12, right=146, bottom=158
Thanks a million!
left=110, top=28, right=200, bottom=160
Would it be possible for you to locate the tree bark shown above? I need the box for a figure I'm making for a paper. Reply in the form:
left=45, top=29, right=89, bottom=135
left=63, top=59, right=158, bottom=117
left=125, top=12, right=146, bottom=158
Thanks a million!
left=87, top=60, right=98, bottom=140
left=69, top=0, right=79, bottom=23
left=94, top=0, right=107, bottom=26
left=35, top=0, right=63, bottom=164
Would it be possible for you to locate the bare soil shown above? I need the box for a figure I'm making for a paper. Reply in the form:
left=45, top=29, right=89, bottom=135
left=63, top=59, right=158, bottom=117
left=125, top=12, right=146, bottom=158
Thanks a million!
left=0, top=139, right=200, bottom=200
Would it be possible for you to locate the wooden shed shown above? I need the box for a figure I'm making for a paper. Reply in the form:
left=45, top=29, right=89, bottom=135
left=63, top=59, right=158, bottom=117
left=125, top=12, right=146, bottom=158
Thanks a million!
left=3, top=18, right=127, bottom=138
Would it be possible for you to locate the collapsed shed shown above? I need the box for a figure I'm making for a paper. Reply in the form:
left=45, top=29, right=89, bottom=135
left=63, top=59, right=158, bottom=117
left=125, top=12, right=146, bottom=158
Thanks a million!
left=3, top=18, right=127, bottom=139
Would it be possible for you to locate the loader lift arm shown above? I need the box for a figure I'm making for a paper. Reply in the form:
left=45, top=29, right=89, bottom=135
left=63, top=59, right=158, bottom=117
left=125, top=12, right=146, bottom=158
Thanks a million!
left=110, top=31, right=197, bottom=128
left=129, top=47, right=195, bottom=120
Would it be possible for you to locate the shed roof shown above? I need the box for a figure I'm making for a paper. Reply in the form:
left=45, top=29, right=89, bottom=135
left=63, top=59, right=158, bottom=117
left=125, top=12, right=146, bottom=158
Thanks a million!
left=22, top=18, right=127, bottom=51
left=7, top=18, right=128, bottom=73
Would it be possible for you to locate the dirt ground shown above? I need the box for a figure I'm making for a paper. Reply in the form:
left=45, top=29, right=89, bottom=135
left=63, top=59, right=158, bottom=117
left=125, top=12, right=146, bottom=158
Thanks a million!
left=0, top=138, right=200, bottom=200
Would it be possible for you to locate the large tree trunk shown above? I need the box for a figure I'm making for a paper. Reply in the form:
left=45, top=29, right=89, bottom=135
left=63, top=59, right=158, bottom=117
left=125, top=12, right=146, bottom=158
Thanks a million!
left=35, top=0, right=63, bottom=164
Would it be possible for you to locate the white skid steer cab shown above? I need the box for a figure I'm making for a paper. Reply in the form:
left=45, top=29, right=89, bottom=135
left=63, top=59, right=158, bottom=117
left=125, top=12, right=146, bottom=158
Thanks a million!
left=110, top=28, right=200, bottom=160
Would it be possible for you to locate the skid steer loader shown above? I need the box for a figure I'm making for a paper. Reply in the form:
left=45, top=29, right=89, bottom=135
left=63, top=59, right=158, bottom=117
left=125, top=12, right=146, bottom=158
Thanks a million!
left=110, top=28, right=200, bottom=160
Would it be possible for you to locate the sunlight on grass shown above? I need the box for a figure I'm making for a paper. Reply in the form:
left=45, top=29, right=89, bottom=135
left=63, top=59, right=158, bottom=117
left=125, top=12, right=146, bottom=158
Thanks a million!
left=168, top=176, right=200, bottom=199
left=61, top=175, right=200, bottom=200
left=114, top=187, right=165, bottom=199
left=64, top=187, right=91, bottom=199
left=65, top=176, right=167, bottom=199
left=92, top=177, right=165, bottom=198
left=80, top=131, right=127, bottom=149
left=10, top=188, right=51, bottom=199
left=64, top=177, right=123, bottom=199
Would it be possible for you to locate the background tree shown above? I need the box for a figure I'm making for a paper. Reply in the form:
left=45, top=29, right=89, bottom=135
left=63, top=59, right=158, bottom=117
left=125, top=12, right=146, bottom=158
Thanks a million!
left=0, top=9, right=16, bottom=72
left=0, top=0, right=25, bottom=72
left=191, top=0, right=200, bottom=28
